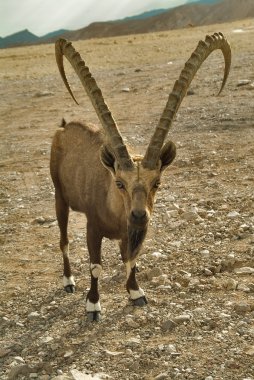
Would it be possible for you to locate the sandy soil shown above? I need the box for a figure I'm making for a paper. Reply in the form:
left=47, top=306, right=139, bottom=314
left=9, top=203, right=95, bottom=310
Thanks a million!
left=0, top=19, right=254, bottom=380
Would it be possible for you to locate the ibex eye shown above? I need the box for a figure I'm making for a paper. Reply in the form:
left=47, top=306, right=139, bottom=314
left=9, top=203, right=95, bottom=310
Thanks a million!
left=116, top=181, right=125, bottom=189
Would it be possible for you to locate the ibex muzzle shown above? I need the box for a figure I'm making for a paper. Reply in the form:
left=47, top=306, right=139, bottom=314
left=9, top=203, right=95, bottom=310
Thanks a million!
left=51, top=33, right=231, bottom=321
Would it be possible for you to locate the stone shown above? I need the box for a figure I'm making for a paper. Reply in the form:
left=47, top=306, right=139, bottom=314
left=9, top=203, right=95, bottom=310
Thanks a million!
left=227, top=211, right=240, bottom=219
left=0, top=348, right=11, bottom=358
left=246, top=346, right=254, bottom=356
left=173, top=314, right=192, bottom=324
left=28, top=311, right=40, bottom=319
left=122, top=87, right=130, bottom=92
left=237, top=283, right=250, bottom=292
left=161, top=319, right=177, bottom=332
left=34, top=91, right=54, bottom=97
left=223, top=278, right=238, bottom=290
left=146, top=267, right=162, bottom=280
left=151, top=251, right=164, bottom=258
left=8, top=364, right=31, bottom=380
left=234, top=302, right=251, bottom=314
left=234, top=267, right=254, bottom=275
left=182, top=210, right=201, bottom=221
left=237, top=79, right=252, bottom=86
left=203, top=268, right=213, bottom=276
left=154, top=373, right=168, bottom=380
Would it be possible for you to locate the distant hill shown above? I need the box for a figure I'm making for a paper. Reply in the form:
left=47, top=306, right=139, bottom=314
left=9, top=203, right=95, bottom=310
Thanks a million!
left=40, top=29, right=69, bottom=40
left=61, top=0, right=254, bottom=42
left=1, top=0, right=254, bottom=49
left=0, top=28, right=68, bottom=49
left=0, top=29, right=38, bottom=48
left=122, top=9, right=168, bottom=21
left=122, top=0, right=220, bottom=21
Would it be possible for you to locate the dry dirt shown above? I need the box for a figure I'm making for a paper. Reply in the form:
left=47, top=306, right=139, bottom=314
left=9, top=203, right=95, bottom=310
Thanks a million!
left=0, top=19, right=254, bottom=380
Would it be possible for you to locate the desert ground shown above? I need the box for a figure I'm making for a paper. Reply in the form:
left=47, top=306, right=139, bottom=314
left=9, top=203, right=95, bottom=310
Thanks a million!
left=0, top=19, right=254, bottom=380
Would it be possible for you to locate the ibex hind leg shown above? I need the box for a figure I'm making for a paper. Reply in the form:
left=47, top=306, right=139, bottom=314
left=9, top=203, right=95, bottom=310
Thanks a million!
left=55, top=190, right=75, bottom=293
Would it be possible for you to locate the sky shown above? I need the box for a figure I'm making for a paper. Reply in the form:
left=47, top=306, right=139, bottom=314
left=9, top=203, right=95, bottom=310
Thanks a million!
left=0, top=0, right=189, bottom=38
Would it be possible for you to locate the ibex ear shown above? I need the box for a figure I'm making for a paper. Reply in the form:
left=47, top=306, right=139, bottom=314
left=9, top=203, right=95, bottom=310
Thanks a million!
left=100, top=145, right=116, bottom=174
left=159, top=141, right=176, bottom=172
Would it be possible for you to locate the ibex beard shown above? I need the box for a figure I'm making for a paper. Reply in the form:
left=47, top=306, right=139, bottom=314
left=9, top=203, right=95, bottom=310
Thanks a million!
left=51, top=32, right=231, bottom=321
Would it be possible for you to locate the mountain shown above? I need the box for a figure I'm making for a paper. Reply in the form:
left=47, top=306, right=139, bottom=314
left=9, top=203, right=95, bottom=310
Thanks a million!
left=0, top=29, right=39, bottom=48
left=61, top=0, right=254, bottom=41
left=122, top=9, right=169, bottom=21
left=1, top=0, right=254, bottom=49
left=0, top=28, right=69, bottom=49
left=40, top=29, right=69, bottom=40
left=193, top=0, right=220, bottom=3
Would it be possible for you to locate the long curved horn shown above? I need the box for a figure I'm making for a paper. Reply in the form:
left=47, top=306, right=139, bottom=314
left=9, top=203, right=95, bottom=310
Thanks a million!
left=55, top=38, right=134, bottom=170
left=142, top=32, right=231, bottom=169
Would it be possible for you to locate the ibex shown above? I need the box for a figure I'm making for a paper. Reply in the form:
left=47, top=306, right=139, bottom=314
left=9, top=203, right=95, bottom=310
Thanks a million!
left=50, top=33, right=231, bottom=321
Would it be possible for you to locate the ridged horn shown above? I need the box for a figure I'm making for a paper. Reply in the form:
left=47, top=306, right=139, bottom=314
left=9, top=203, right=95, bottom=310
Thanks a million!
left=55, top=38, right=134, bottom=170
left=142, top=32, right=231, bottom=169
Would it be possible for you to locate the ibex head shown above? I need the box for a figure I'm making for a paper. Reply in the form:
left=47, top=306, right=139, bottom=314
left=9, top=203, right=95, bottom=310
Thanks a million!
left=55, top=33, right=231, bottom=249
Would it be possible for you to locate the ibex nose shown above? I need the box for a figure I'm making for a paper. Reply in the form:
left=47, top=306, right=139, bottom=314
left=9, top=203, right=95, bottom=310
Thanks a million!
left=130, top=209, right=148, bottom=225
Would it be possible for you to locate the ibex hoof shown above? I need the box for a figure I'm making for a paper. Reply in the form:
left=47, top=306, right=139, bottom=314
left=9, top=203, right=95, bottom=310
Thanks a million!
left=87, top=311, right=101, bottom=322
left=133, top=296, right=148, bottom=307
left=64, top=284, right=75, bottom=293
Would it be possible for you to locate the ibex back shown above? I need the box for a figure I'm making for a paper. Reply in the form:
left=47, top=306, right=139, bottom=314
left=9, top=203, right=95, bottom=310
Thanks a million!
left=50, top=33, right=231, bottom=321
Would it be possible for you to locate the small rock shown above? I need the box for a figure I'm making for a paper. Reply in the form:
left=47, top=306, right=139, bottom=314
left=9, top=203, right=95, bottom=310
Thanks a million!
left=161, top=319, right=177, bottom=332
left=32, top=216, right=45, bottom=225
left=104, top=349, right=123, bottom=356
left=63, top=350, right=74, bottom=358
left=200, top=249, right=210, bottom=258
left=29, top=374, right=38, bottom=379
left=8, top=364, right=31, bottom=380
left=151, top=251, right=164, bottom=259
left=28, top=311, right=40, bottom=319
left=173, top=314, right=192, bottom=324
left=13, top=356, right=25, bottom=363
left=70, top=371, right=112, bottom=379
left=182, top=210, right=201, bottom=221
left=146, top=267, right=162, bottom=280
left=223, top=278, right=238, bottom=290
left=0, top=348, right=11, bottom=358
left=227, top=211, right=240, bottom=219
left=125, top=337, right=141, bottom=347
left=203, top=268, right=213, bottom=276
left=41, top=336, right=54, bottom=343
left=245, top=346, right=254, bottom=356
left=234, top=267, right=254, bottom=275
left=165, top=344, right=177, bottom=353
left=154, top=373, right=168, bottom=380
left=34, top=91, right=54, bottom=97
left=234, top=302, right=251, bottom=314
left=237, top=283, right=250, bottom=292
left=237, top=79, right=252, bottom=87
left=122, top=87, right=130, bottom=92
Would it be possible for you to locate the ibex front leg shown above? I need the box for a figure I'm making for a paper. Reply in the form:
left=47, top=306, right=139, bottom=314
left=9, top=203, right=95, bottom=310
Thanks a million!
left=86, top=223, right=102, bottom=321
left=55, top=190, right=75, bottom=293
left=120, top=239, right=147, bottom=306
